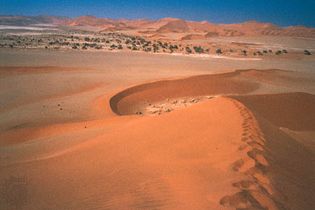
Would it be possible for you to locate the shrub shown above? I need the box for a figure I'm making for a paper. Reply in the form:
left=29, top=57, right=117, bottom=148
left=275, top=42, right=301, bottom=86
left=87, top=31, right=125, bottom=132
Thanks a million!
left=216, top=48, right=222, bottom=54
left=95, top=45, right=102, bottom=50
left=186, top=47, right=192, bottom=54
left=194, top=46, right=204, bottom=53
left=304, top=50, right=312, bottom=55
left=275, top=50, right=282, bottom=55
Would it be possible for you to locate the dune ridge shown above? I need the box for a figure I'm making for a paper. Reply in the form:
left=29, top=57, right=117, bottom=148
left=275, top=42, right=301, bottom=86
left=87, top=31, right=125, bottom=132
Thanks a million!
left=1, top=15, right=315, bottom=38
left=220, top=98, right=278, bottom=210
left=107, top=70, right=315, bottom=209
left=1, top=67, right=315, bottom=209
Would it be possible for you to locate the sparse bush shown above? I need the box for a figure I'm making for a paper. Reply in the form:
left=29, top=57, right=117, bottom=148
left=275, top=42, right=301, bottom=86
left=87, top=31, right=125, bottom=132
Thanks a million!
left=257, top=51, right=263, bottom=56
left=282, top=49, right=288, bottom=54
left=145, top=47, right=152, bottom=52
left=216, top=48, right=222, bottom=54
left=275, top=50, right=282, bottom=55
left=304, top=50, right=312, bottom=55
left=193, top=46, right=204, bottom=54
left=186, top=47, right=192, bottom=54
left=95, top=45, right=102, bottom=50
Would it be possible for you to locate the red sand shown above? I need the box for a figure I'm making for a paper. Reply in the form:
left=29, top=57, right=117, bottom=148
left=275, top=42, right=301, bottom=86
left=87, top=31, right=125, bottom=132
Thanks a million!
left=1, top=67, right=315, bottom=209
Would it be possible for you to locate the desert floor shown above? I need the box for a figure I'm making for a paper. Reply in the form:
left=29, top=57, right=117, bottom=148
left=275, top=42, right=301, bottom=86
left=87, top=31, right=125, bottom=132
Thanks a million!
left=0, top=48, right=315, bottom=209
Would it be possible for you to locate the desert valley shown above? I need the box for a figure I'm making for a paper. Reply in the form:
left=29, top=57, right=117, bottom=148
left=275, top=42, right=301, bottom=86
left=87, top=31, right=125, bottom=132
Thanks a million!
left=0, top=14, right=315, bottom=210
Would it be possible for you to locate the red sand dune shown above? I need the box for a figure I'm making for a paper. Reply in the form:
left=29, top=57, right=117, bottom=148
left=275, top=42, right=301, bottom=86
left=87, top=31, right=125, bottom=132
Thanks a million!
left=110, top=71, right=260, bottom=115
left=1, top=68, right=315, bottom=209
left=107, top=70, right=315, bottom=209
left=2, top=15, right=315, bottom=38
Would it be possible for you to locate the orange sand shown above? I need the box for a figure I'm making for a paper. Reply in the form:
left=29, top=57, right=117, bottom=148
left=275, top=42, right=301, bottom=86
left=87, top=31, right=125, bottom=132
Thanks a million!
left=1, top=67, right=315, bottom=210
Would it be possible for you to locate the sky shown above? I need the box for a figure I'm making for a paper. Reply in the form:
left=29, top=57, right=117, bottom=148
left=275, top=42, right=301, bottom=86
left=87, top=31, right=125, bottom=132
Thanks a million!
left=0, top=0, right=314, bottom=27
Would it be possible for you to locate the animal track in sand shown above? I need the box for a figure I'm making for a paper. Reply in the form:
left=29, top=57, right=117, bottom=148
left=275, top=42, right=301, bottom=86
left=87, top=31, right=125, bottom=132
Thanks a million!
left=220, top=98, right=277, bottom=210
left=220, top=190, right=266, bottom=209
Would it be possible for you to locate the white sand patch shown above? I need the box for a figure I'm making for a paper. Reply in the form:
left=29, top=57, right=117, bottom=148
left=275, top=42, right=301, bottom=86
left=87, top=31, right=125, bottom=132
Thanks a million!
left=170, top=53, right=262, bottom=60
left=0, top=25, right=59, bottom=31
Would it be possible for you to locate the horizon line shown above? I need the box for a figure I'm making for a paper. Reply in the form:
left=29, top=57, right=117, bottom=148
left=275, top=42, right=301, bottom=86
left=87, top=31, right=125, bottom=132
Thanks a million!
left=0, top=14, right=313, bottom=28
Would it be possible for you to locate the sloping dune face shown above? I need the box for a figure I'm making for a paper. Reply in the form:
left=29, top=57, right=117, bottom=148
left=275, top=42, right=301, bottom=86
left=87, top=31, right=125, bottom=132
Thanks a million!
left=235, top=92, right=315, bottom=131
left=1, top=68, right=315, bottom=210
left=108, top=72, right=315, bottom=210
left=234, top=93, right=315, bottom=210
left=110, top=71, right=259, bottom=115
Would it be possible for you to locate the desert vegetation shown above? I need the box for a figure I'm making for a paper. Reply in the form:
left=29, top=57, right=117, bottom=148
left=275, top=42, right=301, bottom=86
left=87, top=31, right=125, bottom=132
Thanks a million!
left=0, top=31, right=311, bottom=58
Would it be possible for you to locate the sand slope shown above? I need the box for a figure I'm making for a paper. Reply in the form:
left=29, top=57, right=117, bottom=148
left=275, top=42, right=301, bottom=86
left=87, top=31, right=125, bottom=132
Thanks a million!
left=1, top=97, right=259, bottom=209
left=1, top=67, right=315, bottom=209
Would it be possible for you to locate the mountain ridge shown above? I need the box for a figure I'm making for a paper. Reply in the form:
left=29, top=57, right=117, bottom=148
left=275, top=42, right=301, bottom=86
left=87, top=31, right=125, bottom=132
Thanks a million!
left=1, top=15, right=314, bottom=38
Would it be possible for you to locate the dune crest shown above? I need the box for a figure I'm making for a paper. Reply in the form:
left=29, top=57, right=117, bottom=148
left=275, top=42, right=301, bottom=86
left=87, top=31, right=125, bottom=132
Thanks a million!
left=1, top=67, right=315, bottom=209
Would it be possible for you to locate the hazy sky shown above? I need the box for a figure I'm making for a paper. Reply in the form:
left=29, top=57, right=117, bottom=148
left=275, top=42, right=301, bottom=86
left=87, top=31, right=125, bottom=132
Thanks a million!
left=0, top=0, right=314, bottom=27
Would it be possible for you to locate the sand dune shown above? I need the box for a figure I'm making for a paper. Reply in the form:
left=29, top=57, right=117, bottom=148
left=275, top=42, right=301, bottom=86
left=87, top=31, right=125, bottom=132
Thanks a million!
left=235, top=92, right=315, bottom=131
left=2, top=15, right=315, bottom=38
left=1, top=67, right=315, bottom=209
left=235, top=93, right=315, bottom=210
left=110, top=71, right=259, bottom=115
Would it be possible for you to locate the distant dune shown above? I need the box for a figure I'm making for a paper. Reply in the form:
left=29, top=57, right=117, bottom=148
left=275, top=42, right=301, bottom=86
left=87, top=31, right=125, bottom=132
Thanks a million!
left=1, top=15, right=315, bottom=38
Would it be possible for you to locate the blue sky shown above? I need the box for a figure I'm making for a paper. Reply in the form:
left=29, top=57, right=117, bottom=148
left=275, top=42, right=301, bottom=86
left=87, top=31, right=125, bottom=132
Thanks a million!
left=0, top=0, right=314, bottom=27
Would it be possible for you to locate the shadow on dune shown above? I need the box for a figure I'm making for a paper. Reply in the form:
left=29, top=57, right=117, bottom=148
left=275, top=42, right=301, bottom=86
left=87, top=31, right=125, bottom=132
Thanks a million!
left=235, top=92, right=315, bottom=131
left=109, top=71, right=315, bottom=209
left=252, top=107, right=315, bottom=210
left=233, top=92, right=315, bottom=209
left=110, top=71, right=260, bottom=115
